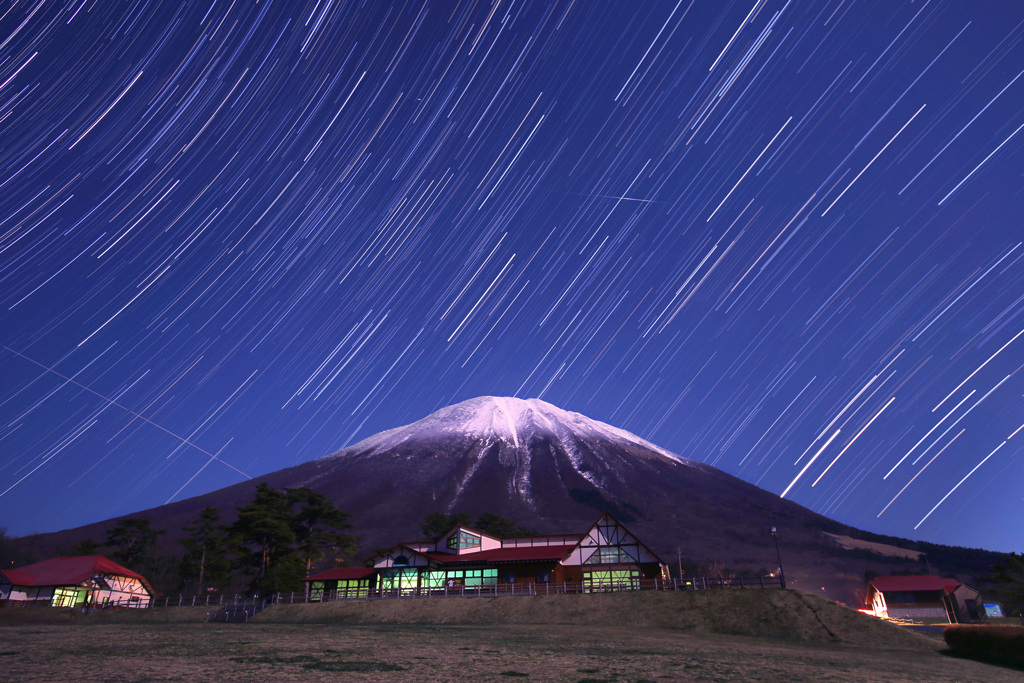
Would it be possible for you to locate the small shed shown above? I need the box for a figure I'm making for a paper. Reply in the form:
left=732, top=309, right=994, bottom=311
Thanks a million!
left=303, top=567, right=376, bottom=601
left=0, top=555, right=155, bottom=608
left=866, top=575, right=981, bottom=622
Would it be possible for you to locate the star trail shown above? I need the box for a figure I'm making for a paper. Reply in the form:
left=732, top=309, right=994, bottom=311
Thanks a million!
left=1, top=0, right=1022, bottom=553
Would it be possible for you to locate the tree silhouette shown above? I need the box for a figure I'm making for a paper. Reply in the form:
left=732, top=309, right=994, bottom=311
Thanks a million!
left=104, top=518, right=165, bottom=569
left=70, top=538, right=100, bottom=556
left=420, top=511, right=472, bottom=540
left=180, top=507, right=231, bottom=593
left=992, top=552, right=1024, bottom=618
left=473, top=512, right=536, bottom=537
left=420, top=511, right=535, bottom=539
left=286, top=487, right=357, bottom=574
left=230, top=483, right=299, bottom=593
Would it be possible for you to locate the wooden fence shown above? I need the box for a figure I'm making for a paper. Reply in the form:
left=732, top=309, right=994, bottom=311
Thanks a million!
left=286, top=574, right=785, bottom=604
left=3, top=574, right=783, bottom=612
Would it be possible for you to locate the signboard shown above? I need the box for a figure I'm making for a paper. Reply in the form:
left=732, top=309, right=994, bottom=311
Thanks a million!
left=983, top=603, right=1003, bottom=618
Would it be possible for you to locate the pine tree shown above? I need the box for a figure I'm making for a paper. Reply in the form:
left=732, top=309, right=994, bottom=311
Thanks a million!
left=180, top=507, right=231, bottom=593
left=286, top=487, right=358, bottom=574
left=229, top=483, right=297, bottom=593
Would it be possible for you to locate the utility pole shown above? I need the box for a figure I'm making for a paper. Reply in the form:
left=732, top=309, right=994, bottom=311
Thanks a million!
left=771, top=526, right=786, bottom=589
left=677, top=547, right=683, bottom=582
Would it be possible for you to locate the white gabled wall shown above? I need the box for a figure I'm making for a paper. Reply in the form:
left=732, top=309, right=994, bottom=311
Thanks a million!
left=372, top=546, right=431, bottom=568
left=561, top=514, right=662, bottom=567
left=91, top=574, right=152, bottom=608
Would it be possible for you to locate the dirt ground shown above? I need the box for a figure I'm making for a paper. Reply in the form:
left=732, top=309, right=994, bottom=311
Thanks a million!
left=2, top=621, right=1021, bottom=682
left=2, top=591, right=1019, bottom=681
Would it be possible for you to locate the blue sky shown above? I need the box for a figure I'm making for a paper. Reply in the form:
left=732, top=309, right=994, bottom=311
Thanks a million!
left=1, top=0, right=1022, bottom=552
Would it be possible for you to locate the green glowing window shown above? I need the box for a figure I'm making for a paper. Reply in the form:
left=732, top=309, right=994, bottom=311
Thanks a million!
left=583, top=569, right=640, bottom=593
left=447, top=530, right=481, bottom=551
left=425, top=568, right=498, bottom=587
left=337, top=579, right=371, bottom=597
left=379, top=567, right=419, bottom=593
left=583, top=546, right=635, bottom=565
left=51, top=586, right=88, bottom=608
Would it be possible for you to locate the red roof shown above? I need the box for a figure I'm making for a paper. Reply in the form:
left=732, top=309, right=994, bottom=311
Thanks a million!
left=424, top=545, right=577, bottom=564
left=304, top=567, right=376, bottom=582
left=869, top=575, right=960, bottom=594
left=1, top=555, right=150, bottom=589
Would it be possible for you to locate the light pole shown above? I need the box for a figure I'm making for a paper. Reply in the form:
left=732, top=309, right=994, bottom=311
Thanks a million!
left=771, top=526, right=786, bottom=589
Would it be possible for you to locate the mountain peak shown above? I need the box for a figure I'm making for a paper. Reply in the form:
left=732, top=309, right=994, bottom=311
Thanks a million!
left=335, top=395, right=685, bottom=465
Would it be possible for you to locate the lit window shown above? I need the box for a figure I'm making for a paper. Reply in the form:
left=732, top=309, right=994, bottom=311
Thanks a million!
left=583, top=546, right=634, bottom=565
left=583, top=569, right=640, bottom=592
left=446, top=530, right=481, bottom=551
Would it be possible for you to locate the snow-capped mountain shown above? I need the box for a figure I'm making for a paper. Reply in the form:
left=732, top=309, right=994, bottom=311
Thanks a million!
left=23, top=396, right=987, bottom=605
left=347, top=396, right=683, bottom=463
left=317, top=396, right=695, bottom=511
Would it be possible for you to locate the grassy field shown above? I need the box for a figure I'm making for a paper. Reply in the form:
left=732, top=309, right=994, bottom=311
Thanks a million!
left=1, top=592, right=1020, bottom=682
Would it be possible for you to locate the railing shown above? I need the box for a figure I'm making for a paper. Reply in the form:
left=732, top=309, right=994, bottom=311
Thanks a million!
left=205, top=594, right=277, bottom=623
left=293, top=575, right=784, bottom=604
left=3, top=574, right=783, bottom=615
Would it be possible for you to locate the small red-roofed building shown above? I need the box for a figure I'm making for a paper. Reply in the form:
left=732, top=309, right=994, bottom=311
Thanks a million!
left=0, top=555, right=156, bottom=608
left=361, top=512, right=670, bottom=595
left=866, top=574, right=981, bottom=622
left=303, top=566, right=376, bottom=601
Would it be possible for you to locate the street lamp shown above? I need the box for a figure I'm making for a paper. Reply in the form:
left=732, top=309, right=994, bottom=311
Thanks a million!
left=771, top=526, right=786, bottom=589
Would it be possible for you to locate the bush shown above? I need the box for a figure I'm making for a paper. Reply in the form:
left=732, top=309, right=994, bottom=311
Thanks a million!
left=943, top=625, right=1024, bottom=666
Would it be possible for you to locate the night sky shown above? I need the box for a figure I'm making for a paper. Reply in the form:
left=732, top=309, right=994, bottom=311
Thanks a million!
left=1, top=1, right=1022, bottom=553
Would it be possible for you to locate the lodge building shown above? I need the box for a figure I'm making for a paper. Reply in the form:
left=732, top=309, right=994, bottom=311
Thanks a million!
left=0, top=555, right=155, bottom=608
left=305, top=512, right=670, bottom=599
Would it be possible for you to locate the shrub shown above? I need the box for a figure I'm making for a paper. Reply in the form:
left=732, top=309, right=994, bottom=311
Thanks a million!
left=943, top=625, right=1024, bottom=667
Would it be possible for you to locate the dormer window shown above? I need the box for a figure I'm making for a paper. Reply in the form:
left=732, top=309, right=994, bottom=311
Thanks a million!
left=446, top=529, right=481, bottom=552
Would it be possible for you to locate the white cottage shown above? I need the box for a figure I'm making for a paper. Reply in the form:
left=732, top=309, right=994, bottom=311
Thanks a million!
left=0, top=555, right=155, bottom=608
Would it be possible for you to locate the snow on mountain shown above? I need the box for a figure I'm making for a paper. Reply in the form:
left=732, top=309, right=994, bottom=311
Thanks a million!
left=333, top=396, right=687, bottom=464
left=316, top=396, right=694, bottom=511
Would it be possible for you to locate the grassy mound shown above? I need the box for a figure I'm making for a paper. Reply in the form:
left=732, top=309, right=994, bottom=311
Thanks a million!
left=258, top=589, right=931, bottom=648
